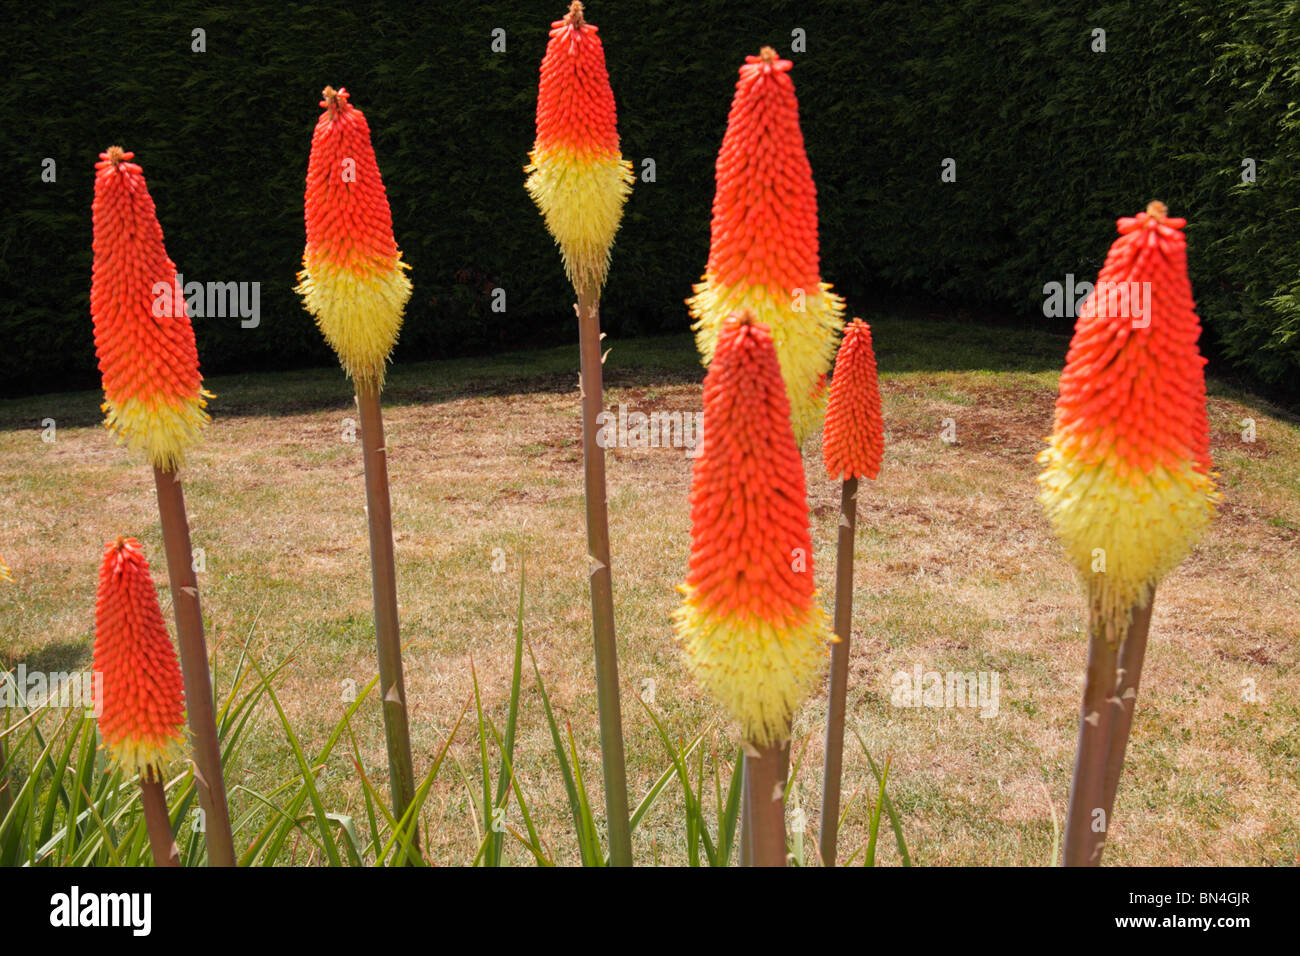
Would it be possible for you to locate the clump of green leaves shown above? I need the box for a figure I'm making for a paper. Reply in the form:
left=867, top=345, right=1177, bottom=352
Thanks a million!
left=2, top=568, right=909, bottom=866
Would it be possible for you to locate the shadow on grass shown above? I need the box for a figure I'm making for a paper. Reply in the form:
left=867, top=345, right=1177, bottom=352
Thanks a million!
left=5, top=640, right=93, bottom=675
left=10, top=310, right=1290, bottom=432
left=0, top=333, right=702, bottom=431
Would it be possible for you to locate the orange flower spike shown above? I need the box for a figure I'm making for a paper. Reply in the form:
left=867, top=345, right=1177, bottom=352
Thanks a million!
left=673, top=312, right=830, bottom=745
left=687, top=47, right=845, bottom=445
left=823, top=318, right=885, bottom=481
left=1038, top=202, right=1217, bottom=635
left=91, top=147, right=210, bottom=471
left=296, top=86, right=412, bottom=388
left=524, top=1, right=633, bottom=292
left=93, top=537, right=187, bottom=778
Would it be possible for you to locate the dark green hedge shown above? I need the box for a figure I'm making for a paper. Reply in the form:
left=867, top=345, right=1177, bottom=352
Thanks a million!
left=2, top=1, right=1297, bottom=398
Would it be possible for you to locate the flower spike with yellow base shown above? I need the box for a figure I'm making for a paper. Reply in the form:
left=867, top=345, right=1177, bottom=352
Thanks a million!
left=674, top=311, right=832, bottom=866
left=297, top=87, right=419, bottom=857
left=296, top=86, right=412, bottom=390
left=687, top=48, right=845, bottom=445
left=524, top=2, right=635, bottom=866
left=94, top=536, right=185, bottom=867
left=90, top=146, right=234, bottom=866
left=1041, top=201, right=1217, bottom=866
left=92, top=147, right=210, bottom=472
left=524, top=1, right=633, bottom=293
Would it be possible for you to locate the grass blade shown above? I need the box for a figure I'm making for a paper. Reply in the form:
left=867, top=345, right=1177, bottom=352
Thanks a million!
left=527, top=641, right=598, bottom=866
left=854, top=731, right=912, bottom=867
left=863, top=758, right=890, bottom=867
left=490, top=559, right=528, bottom=866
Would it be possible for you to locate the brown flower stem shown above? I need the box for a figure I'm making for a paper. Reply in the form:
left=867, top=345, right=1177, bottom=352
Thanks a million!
left=576, top=285, right=633, bottom=867
left=139, top=768, right=179, bottom=867
left=152, top=466, right=235, bottom=867
left=743, top=741, right=791, bottom=865
left=355, top=384, right=419, bottom=858
left=745, top=738, right=789, bottom=867
left=1102, top=592, right=1155, bottom=832
left=1062, top=612, right=1120, bottom=866
left=819, top=476, right=858, bottom=866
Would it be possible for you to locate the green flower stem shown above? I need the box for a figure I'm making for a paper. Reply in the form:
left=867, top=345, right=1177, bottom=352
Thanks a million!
left=576, top=285, right=633, bottom=867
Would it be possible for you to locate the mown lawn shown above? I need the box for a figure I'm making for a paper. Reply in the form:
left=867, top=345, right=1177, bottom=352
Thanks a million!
left=2, top=313, right=1297, bottom=865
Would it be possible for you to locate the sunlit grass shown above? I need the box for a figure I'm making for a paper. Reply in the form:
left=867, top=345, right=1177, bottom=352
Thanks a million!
left=2, top=314, right=1297, bottom=865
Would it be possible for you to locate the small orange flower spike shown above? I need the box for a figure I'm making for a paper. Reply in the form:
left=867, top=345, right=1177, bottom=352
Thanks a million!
left=91, top=147, right=209, bottom=471
left=296, top=86, right=413, bottom=389
left=93, top=537, right=187, bottom=777
left=823, top=318, right=885, bottom=481
left=524, top=1, right=633, bottom=293
left=673, top=312, right=830, bottom=745
left=1038, top=201, right=1218, bottom=637
left=686, top=47, right=845, bottom=445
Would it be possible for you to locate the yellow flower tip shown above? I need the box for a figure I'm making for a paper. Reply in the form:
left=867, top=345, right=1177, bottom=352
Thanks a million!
left=673, top=589, right=830, bottom=747
left=524, top=148, right=633, bottom=293
left=101, top=733, right=188, bottom=781
left=102, top=392, right=211, bottom=472
left=1038, top=441, right=1216, bottom=639
left=686, top=275, right=845, bottom=444
left=295, top=259, right=413, bottom=389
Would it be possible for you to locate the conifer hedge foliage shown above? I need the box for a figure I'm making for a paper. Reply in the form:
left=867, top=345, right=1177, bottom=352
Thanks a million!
left=3, top=0, right=1297, bottom=397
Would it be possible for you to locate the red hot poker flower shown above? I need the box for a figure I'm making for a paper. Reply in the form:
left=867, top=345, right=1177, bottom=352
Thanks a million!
left=297, top=86, right=413, bottom=388
left=686, top=48, right=845, bottom=445
left=93, top=537, right=187, bottom=777
left=823, top=318, right=885, bottom=482
left=1038, top=201, right=1217, bottom=634
left=91, top=147, right=209, bottom=471
left=673, top=312, right=830, bottom=745
left=524, top=1, right=633, bottom=293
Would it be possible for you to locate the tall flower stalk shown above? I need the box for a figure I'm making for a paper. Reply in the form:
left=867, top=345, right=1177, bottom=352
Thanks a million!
left=818, top=318, right=884, bottom=865
left=674, top=313, right=831, bottom=866
left=94, top=537, right=187, bottom=867
left=524, top=1, right=635, bottom=866
left=687, top=47, right=845, bottom=446
left=296, top=86, right=418, bottom=850
left=1039, top=201, right=1217, bottom=865
left=91, top=146, right=234, bottom=866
